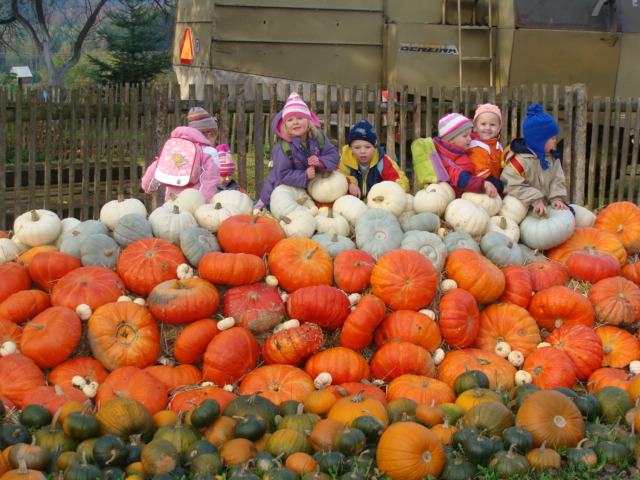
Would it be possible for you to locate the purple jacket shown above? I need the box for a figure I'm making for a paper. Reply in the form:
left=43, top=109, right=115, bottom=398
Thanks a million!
left=259, top=112, right=339, bottom=204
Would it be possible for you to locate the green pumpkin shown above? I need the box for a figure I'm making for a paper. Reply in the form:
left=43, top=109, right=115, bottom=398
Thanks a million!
left=594, top=440, right=630, bottom=464
left=187, top=398, right=221, bottom=429
left=344, top=449, right=375, bottom=477
left=451, top=426, right=480, bottom=450
left=350, top=415, right=385, bottom=443
left=278, top=411, right=321, bottom=434
left=223, top=393, right=279, bottom=433
left=573, top=394, right=602, bottom=421
left=460, top=401, right=514, bottom=437
left=437, top=403, right=466, bottom=425
left=314, top=450, right=346, bottom=476
left=188, top=452, right=223, bottom=476
left=384, top=397, right=418, bottom=424
left=453, top=370, right=491, bottom=396
left=567, top=439, right=598, bottom=467
left=227, top=464, right=260, bottom=480
left=553, top=386, right=578, bottom=398
left=511, top=383, right=540, bottom=409
left=182, top=439, right=218, bottom=466
left=63, top=411, right=100, bottom=441
left=1, top=424, right=32, bottom=447
left=141, top=438, right=181, bottom=475
left=252, top=451, right=277, bottom=474
left=92, top=434, right=129, bottom=468
left=75, top=438, right=98, bottom=464
left=279, top=400, right=303, bottom=417
left=462, top=434, right=494, bottom=466
left=593, top=386, right=634, bottom=425
left=333, top=428, right=366, bottom=457
left=488, top=446, right=530, bottom=478
left=264, top=428, right=311, bottom=461
left=585, top=422, right=612, bottom=441
left=234, top=413, right=268, bottom=441
left=441, top=451, right=478, bottom=480
left=262, top=465, right=299, bottom=480
left=153, top=417, right=203, bottom=454
left=101, top=467, right=126, bottom=480
left=8, top=443, right=50, bottom=471
left=502, top=426, right=533, bottom=454
left=34, top=418, right=77, bottom=452
left=63, top=460, right=102, bottom=480
left=112, top=213, right=153, bottom=247
left=20, top=405, right=53, bottom=429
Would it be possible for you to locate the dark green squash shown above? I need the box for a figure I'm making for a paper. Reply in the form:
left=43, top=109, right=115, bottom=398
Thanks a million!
left=462, top=434, right=494, bottom=466
left=279, top=400, right=303, bottom=417
left=34, top=411, right=77, bottom=453
left=460, top=401, right=514, bottom=437
left=19, top=405, right=53, bottom=429
left=314, top=449, right=346, bottom=476
left=441, top=451, right=478, bottom=480
left=511, top=383, right=540, bottom=409
left=75, top=438, right=98, bottom=464
left=566, top=438, right=598, bottom=467
left=63, top=411, right=100, bottom=441
left=252, top=450, right=277, bottom=474
left=592, top=386, right=634, bottom=425
left=63, top=458, right=102, bottom=480
left=92, top=434, right=129, bottom=468
left=223, top=393, right=279, bottom=433
left=101, top=466, right=126, bottom=480
left=453, top=369, right=490, bottom=396
left=277, top=406, right=321, bottom=433
left=1, top=424, right=32, bottom=447
left=553, top=386, right=579, bottom=398
left=187, top=398, right=221, bottom=429
left=488, top=445, right=530, bottom=478
left=350, top=415, right=385, bottom=443
left=187, top=452, right=223, bottom=476
left=182, top=439, right=218, bottom=466
left=573, top=394, right=602, bottom=421
left=262, top=465, right=299, bottom=480
left=502, top=426, right=533, bottom=454
left=152, top=414, right=203, bottom=454
left=384, top=397, right=418, bottom=424
left=594, top=440, right=630, bottom=464
left=451, top=426, right=479, bottom=450
left=234, top=413, right=268, bottom=441
left=332, top=428, right=366, bottom=457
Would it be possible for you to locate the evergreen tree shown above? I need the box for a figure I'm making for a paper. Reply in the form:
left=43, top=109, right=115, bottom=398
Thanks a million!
left=87, top=0, right=171, bottom=85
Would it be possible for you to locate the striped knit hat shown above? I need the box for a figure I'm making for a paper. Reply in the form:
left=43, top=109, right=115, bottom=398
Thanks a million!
left=216, top=144, right=235, bottom=175
left=187, top=107, right=218, bottom=133
left=438, top=113, right=474, bottom=142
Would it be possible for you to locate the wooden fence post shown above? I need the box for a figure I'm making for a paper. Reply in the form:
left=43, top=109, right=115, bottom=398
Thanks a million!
left=572, top=84, right=588, bottom=205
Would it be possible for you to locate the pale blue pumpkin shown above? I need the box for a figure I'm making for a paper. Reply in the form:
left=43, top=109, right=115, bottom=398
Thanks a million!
left=80, top=233, right=120, bottom=269
left=480, top=231, right=525, bottom=268
left=443, top=231, right=480, bottom=254
left=113, top=213, right=153, bottom=247
left=311, top=233, right=355, bottom=259
left=354, top=208, right=403, bottom=259
left=400, top=230, right=448, bottom=272
left=180, top=227, right=221, bottom=267
left=59, top=219, right=109, bottom=258
left=400, top=212, right=441, bottom=233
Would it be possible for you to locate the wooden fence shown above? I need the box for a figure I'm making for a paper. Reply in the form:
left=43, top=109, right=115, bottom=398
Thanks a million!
left=1, top=82, right=638, bottom=231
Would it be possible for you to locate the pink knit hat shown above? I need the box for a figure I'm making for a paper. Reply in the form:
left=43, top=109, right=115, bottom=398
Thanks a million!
left=216, top=144, right=235, bottom=175
left=438, top=113, right=474, bottom=142
left=474, top=103, right=502, bottom=123
left=276, top=93, right=321, bottom=141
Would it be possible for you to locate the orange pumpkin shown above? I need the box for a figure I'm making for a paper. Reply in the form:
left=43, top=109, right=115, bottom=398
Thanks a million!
left=0, top=318, right=22, bottom=348
left=588, top=276, right=640, bottom=326
left=87, top=302, right=161, bottom=371
left=268, top=237, right=333, bottom=292
left=260, top=322, right=324, bottom=366
left=499, top=265, right=534, bottom=308
left=522, top=346, right=577, bottom=390
left=545, top=324, right=604, bottom=380
left=21, top=384, right=87, bottom=413
left=223, top=283, right=286, bottom=333
left=169, top=385, right=235, bottom=412
left=587, top=367, right=639, bottom=393
left=304, top=347, right=370, bottom=384
left=593, top=201, right=640, bottom=254
left=27, top=251, right=82, bottom=292
left=0, top=262, right=33, bottom=304
left=303, top=389, right=338, bottom=416
left=547, top=227, right=627, bottom=266
left=377, top=421, right=446, bottom=480
left=0, top=354, right=45, bottom=408
left=333, top=249, right=375, bottom=293
left=373, top=310, right=441, bottom=352
left=48, top=356, right=109, bottom=389
left=386, top=374, right=456, bottom=405
left=445, top=249, right=505, bottom=304
left=327, top=391, right=388, bottom=428
left=237, top=364, right=315, bottom=405
left=438, top=288, right=480, bottom=349
left=526, top=260, right=569, bottom=291
left=95, top=366, right=169, bottom=415
left=143, top=364, right=202, bottom=393
left=437, top=348, right=517, bottom=390
left=565, top=249, right=621, bottom=283
left=286, top=285, right=351, bottom=330
left=17, top=246, right=58, bottom=268
left=198, top=252, right=266, bottom=286
left=370, top=249, right=438, bottom=310
left=173, top=318, right=220, bottom=365
left=370, top=342, right=435, bottom=382
left=147, top=278, right=220, bottom=325
left=473, top=303, right=541, bottom=358
left=202, top=327, right=259, bottom=387
left=325, top=382, right=387, bottom=405
left=217, top=214, right=286, bottom=256
left=595, top=325, right=640, bottom=368
left=339, top=294, right=387, bottom=350
left=0, top=290, right=50, bottom=325
left=308, top=418, right=345, bottom=452
left=50, top=266, right=126, bottom=310
left=528, top=285, right=595, bottom=331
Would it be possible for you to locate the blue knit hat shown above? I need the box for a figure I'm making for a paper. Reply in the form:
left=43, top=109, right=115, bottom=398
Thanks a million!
left=349, top=120, right=378, bottom=147
left=522, top=104, right=559, bottom=162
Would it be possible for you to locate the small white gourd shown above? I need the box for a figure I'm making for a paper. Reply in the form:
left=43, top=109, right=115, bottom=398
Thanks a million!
left=223, top=384, right=235, bottom=392
left=494, top=341, right=512, bottom=358
left=508, top=350, right=525, bottom=368
left=71, top=375, right=88, bottom=388
left=419, top=309, right=436, bottom=320
left=177, top=263, right=195, bottom=280
left=432, top=348, right=445, bottom=365
left=82, top=382, right=99, bottom=398
left=348, top=293, right=362, bottom=306
left=537, top=342, right=551, bottom=349
left=133, top=298, right=146, bottom=306
left=515, top=370, right=533, bottom=386
left=273, top=319, right=300, bottom=333
left=629, top=361, right=640, bottom=375
left=441, top=279, right=457, bottom=292
left=118, top=296, right=133, bottom=302
left=266, top=275, right=279, bottom=287
left=313, top=372, right=333, bottom=390
left=0, top=341, right=18, bottom=357
left=76, top=304, right=92, bottom=321
left=217, top=317, right=236, bottom=331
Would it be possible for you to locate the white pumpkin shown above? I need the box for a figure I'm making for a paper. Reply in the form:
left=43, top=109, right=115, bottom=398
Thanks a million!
left=211, top=190, right=254, bottom=214
left=314, top=209, right=350, bottom=237
left=306, top=171, right=349, bottom=203
left=461, top=191, right=503, bottom=216
left=10, top=235, right=30, bottom=254
left=570, top=204, right=596, bottom=228
left=413, top=182, right=455, bottom=216
left=13, top=209, right=62, bottom=247
left=311, top=233, right=355, bottom=259
left=279, top=209, right=317, bottom=238
left=99, top=196, right=148, bottom=230
left=498, top=195, right=528, bottom=224
left=397, top=193, right=416, bottom=222
left=194, top=202, right=242, bottom=233
left=519, top=208, right=576, bottom=250
left=444, top=198, right=490, bottom=237
left=270, top=185, right=316, bottom=219
left=354, top=208, right=404, bottom=258
left=400, top=230, right=448, bottom=272
left=55, top=217, right=82, bottom=248
left=487, top=216, right=520, bottom=243
left=0, top=238, right=20, bottom=263
left=366, top=181, right=407, bottom=217
left=332, top=195, right=368, bottom=225
left=163, top=188, right=206, bottom=215
left=148, top=204, right=198, bottom=243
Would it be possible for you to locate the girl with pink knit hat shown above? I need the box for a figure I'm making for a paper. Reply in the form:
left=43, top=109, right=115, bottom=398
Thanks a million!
left=216, top=144, right=247, bottom=194
left=468, top=103, right=504, bottom=183
left=257, top=93, right=339, bottom=208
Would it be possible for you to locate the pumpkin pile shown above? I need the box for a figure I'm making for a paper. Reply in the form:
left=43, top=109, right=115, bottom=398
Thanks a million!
left=2, top=180, right=640, bottom=480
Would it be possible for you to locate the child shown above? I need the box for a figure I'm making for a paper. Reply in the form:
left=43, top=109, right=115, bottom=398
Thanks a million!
left=216, top=144, right=248, bottom=194
left=188, top=107, right=220, bottom=167
left=257, top=93, right=339, bottom=208
left=434, top=113, right=502, bottom=198
left=141, top=126, right=220, bottom=202
left=468, top=103, right=504, bottom=181
left=338, top=119, right=409, bottom=198
left=501, top=104, right=570, bottom=215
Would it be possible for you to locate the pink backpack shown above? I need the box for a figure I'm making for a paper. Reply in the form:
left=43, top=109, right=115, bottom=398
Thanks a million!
left=154, top=136, right=204, bottom=187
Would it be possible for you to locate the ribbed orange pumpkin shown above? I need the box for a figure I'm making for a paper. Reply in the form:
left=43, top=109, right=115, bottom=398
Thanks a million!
left=173, top=318, right=220, bottom=365
left=47, top=356, right=109, bottom=389
left=169, top=385, right=236, bottom=412
left=587, top=367, right=639, bottom=393
left=370, top=249, right=438, bottom=311
left=286, top=285, right=351, bottom=330
left=436, top=348, right=517, bottom=390
left=545, top=324, right=604, bottom=380
left=522, top=346, right=577, bottom=390
left=386, top=374, right=456, bottom=406
left=223, top=283, right=286, bottom=333
left=547, top=227, right=627, bottom=266
left=21, top=306, right=82, bottom=369
left=445, top=249, right=505, bottom=304
left=438, top=288, right=480, bottom=349
left=217, top=214, right=286, bottom=256
left=0, top=318, right=22, bottom=348
left=203, top=327, right=259, bottom=387
left=339, top=294, right=387, bottom=350
left=0, top=262, right=31, bottom=304
left=268, top=237, right=333, bottom=292
left=526, top=260, right=569, bottom=291
left=304, top=347, right=370, bottom=384
left=473, top=303, right=541, bottom=358
left=87, top=302, right=161, bottom=370
left=23, top=384, right=87, bottom=413
left=333, top=249, right=375, bottom=293
left=373, top=310, right=442, bottom=352
left=95, top=366, right=168, bottom=415
left=588, top=276, right=640, bottom=326
left=528, top=285, right=595, bottom=331
left=260, top=322, right=324, bottom=366
left=237, top=364, right=315, bottom=405
left=0, top=353, right=46, bottom=407
left=327, top=391, right=388, bottom=427
left=17, top=245, right=58, bottom=267
left=622, top=261, right=640, bottom=286
left=51, top=266, right=126, bottom=310
left=27, top=251, right=82, bottom=292
left=325, top=381, right=388, bottom=405
left=370, top=341, right=435, bottom=382
left=0, top=289, right=50, bottom=325
left=198, top=252, right=266, bottom=285
left=595, top=325, right=640, bottom=368
left=116, top=238, right=187, bottom=297
left=499, top=264, right=534, bottom=308
left=147, top=278, right=220, bottom=325
left=143, top=364, right=202, bottom=392
left=593, top=201, right=640, bottom=254
left=565, top=249, right=621, bottom=283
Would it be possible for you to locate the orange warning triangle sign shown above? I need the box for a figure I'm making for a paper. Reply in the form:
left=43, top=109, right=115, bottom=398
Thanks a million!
left=180, top=28, right=193, bottom=64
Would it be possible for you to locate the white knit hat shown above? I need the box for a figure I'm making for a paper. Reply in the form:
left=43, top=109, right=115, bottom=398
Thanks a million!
left=438, top=113, right=474, bottom=142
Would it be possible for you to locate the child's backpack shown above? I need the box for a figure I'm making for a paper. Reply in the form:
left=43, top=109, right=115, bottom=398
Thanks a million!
left=410, top=137, right=450, bottom=189
left=154, top=136, right=204, bottom=187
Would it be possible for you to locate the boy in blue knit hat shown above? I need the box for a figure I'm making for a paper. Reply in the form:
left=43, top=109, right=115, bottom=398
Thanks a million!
left=501, top=104, right=570, bottom=215
left=337, top=119, right=409, bottom=198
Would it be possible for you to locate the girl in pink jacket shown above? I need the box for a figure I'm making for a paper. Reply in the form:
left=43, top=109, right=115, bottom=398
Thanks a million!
left=141, top=126, right=220, bottom=202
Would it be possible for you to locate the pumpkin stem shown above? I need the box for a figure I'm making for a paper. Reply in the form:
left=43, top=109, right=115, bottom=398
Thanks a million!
left=171, top=205, right=180, bottom=214
left=51, top=407, right=63, bottom=429
left=576, top=437, right=589, bottom=450
left=372, top=196, right=384, bottom=202
left=331, top=233, right=338, bottom=242
left=297, top=196, right=310, bottom=205
left=16, top=459, right=29, bottom=475
left=305, top=246, right=319, bottom=260
left=296, top=403, right=305, bottom=415
left=351, top=390, right=366, bottom=403
left=214, top=202, right=222, bottom=209
left=499, top=216, right=507, bottom=229
left=117, top=194, right=125, bottom=202
left=328, top=208, right=334, bottom=219
left=30, top=210, right=39, bottom=221
left=250, top=214, right=260, bottom=224
left=170, top=193, right=178, bottom=201
left=280, top=216, right=292, bottom=225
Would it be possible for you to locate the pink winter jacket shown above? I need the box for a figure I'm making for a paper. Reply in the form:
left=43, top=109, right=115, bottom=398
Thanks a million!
left=141, top=126, right=220, bottom=202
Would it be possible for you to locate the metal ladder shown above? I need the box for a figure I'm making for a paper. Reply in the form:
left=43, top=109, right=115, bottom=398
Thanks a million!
left=443, top=0, right=495, bottom=87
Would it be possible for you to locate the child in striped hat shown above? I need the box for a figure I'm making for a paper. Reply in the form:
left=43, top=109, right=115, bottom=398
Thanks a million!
left=188, top=107, right=220, bottom=166
left=434, top=112, right=502, bottom=198
left=216, top=144, right=247, bottom=193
